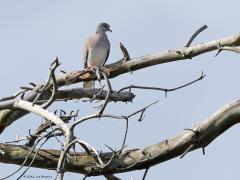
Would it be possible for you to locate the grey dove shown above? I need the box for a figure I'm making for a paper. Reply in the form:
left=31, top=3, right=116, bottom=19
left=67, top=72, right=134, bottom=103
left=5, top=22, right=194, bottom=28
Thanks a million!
left=83, top=23, right=111, bottom=88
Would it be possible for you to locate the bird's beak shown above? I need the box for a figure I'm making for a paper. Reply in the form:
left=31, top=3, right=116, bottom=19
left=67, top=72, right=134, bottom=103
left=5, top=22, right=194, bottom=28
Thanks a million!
left=108, top=28, right=112, bottom=32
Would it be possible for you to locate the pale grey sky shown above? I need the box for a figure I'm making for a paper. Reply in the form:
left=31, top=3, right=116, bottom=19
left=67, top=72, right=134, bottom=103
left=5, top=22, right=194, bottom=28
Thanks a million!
left=0, top=0, right=240, bottom=179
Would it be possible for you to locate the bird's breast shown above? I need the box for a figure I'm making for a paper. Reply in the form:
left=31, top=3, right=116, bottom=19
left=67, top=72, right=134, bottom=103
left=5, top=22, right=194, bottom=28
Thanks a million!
left=88, top=47, right=108, bottom=67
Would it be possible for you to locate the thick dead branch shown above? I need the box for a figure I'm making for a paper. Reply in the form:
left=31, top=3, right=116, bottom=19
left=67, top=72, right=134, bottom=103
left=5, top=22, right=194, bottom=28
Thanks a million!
left=60, top=31, right=240, bottom=86
left=13, top=100, right=68, bottom=132
left=0, top=88, right=134, bottom=134
left=1, top=31, right=240, bottom=134
left=1, top=99, right=239, bottom=176
left=55, top=88, right=135, bottom=103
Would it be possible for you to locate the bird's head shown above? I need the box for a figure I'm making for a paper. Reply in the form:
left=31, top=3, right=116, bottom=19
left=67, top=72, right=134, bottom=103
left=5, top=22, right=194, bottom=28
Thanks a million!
left=96, top=22, right=112, bottom=33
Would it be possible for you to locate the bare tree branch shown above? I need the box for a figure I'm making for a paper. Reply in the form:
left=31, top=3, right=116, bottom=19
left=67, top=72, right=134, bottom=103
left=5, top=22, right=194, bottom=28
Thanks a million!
left=1, top=99, right=240, bottom=177
left=184, top=25, right=208, bottom=47
left=60, top=31, right=240, bottom=86
left=13, top=100, right=68, bottom=132
left=118, top=71, right=205, bottom=97
left=215, top=46, right=240, bottom=56
left=1, top=31, right=240, bottom=134
left=98, top=71, right=112, bottom=115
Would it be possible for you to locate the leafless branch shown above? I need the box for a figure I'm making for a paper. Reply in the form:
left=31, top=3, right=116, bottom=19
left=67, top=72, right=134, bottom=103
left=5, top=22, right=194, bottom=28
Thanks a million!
left=41, top=58, right=60, bottom=108
left=0, top=130, right=52, bottom=180
left=1, top=31, right=240, bottom=134
left=120, top=118, right=129, bottom=151
left=57, top=138, right=104, bottom=180
left=16, top=137, right=48, bottom=180
left=120, top=42, right=131, bottom=61
left=142, top=167, right=150, bottom=180
left=13, top=100, right=69, bottom=132
left=184, top=25, right=208, bottom=47
left=32, top=57, right=60, bottom=105
left=98, top=71, right=112, bottom=115
left=0, top=89, right=26, bottom=102
left=2, top=99, right=240, bottom=176
left=5, top=135, right=30, bottom=144
left=215, top=46, right=240, bottom=57
left=118, top=71, right=206, bottom=97
left=127, top=100, right=159, bottom=119
left=70, top=100, right=158, bottom=130
left=104, top=174, right=122, bottom=180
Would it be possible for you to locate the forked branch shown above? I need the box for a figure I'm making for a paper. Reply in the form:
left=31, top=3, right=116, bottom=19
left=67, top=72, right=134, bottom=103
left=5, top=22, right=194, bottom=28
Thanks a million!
left=1, top=100, right=240, bottom=176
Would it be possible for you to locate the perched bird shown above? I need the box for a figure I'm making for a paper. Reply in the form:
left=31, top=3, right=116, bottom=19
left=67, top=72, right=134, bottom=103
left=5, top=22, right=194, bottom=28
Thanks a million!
left=83, top=22, right=112, bottom=88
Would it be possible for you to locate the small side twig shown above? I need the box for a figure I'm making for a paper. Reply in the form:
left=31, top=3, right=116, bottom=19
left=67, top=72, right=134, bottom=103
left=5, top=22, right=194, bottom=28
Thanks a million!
left=120, top=42, right=131, bottom=61
left=142, top=167, right=150, bottom=180
left=0, top=89, right=26, bottom=102
left=104, top=174, right=122, bottom=180
left=120, top=117, right=129, bottom=151
left=215, top=46, right=240, bottom=57
left=16, top=138, right=48, bottom=180
left=184, top=24, right=208, bottom=47
left=98, top=71, right=112, bottom=115
left=127, top=100, right=159, bottom=119
left=0, top=131, right=53, bottom=180
left=180, top=144, right=195, bottom=159
left=41, top=58, right=60, bottom=108
left=32, top=57, right=60, bottom=106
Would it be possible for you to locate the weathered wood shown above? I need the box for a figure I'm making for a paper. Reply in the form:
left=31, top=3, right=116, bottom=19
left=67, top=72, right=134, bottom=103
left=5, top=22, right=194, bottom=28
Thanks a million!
left=1, top=100, right=240, bottom=176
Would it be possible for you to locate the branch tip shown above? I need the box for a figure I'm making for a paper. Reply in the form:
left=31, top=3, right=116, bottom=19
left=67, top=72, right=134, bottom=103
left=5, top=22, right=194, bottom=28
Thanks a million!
left=185, top=24, right=208, bottom=47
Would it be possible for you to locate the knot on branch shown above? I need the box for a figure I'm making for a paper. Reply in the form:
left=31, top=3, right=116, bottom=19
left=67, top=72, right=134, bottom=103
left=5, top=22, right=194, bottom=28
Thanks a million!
left=180, top=127, right=205, bottom=158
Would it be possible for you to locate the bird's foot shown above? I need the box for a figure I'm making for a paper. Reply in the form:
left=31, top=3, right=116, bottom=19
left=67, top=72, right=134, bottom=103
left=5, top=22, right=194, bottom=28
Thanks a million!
left=86, top=66, right=97, bottom=73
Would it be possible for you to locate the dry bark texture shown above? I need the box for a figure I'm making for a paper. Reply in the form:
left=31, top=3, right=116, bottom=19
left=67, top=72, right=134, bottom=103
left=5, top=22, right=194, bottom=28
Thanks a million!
left=0, top=28, right=240, bottom=179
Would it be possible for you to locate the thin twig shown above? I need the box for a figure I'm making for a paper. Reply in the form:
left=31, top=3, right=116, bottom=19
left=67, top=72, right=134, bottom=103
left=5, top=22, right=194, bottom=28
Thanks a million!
left=120, top=118, right=129, bottom=151
left=26, top=109, right=78, bottom=147
left=98, top=71, right=112, bottom=115
left=180, top=144, right=195, bottom=159
left=0, top=89, right=26, bottom=102
left=104, top=174, right=122, bottom=180
left=32, top=57, right=60, bottom=105
left=58, top=138, right=104, bottom=171
left=127, top=101, right=159, bottom=119
left=41, top=58, right=59, bottom=108
left=16, top=138, right=48, bottom=180
left=185, top=24, right=208, bottom=47
left=142, top=167, right=150, bottom=180
left=90, top=86, right=105, bottom=102
left=118, top=71, right=206, bottom=96
left=0, top=132, right=51, bottom=180
left=5, top=136, right=30, bottom=144
left=215, top=46, right=240, bottom=57
left=71, top=101, right=159, bottom=129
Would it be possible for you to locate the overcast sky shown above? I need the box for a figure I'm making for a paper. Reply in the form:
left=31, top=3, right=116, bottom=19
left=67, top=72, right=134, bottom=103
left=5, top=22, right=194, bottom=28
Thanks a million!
left=0, top=0, right=240, bottom=179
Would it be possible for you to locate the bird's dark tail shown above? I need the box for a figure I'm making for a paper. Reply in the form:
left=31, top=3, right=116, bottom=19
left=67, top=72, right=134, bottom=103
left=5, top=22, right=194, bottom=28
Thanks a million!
left=83, top=80, right=95, bottom=88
